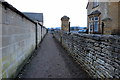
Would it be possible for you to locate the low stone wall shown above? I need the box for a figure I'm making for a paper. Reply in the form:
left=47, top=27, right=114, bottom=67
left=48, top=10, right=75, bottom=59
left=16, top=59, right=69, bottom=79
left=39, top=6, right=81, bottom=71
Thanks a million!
left=53, top=31, right=120, bottom=78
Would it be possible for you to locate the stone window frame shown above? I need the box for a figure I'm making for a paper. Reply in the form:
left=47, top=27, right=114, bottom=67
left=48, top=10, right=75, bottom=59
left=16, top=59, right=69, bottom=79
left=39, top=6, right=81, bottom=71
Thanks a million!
left=88, top=15, right=100, bottom=34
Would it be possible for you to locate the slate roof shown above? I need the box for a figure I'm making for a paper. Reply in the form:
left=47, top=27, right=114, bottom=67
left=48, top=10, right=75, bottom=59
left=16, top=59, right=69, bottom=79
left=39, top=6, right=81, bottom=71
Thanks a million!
left=88, top=10, right=101, bottom=16
left=23, top=12, right=43, bottom=22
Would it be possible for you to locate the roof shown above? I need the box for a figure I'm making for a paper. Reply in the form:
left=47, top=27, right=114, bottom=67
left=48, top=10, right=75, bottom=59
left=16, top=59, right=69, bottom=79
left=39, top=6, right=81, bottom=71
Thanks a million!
left=102, top=17, right=112, bottom=21
left=88, top=10, right=101, bottom=16
left=23, top=12, right=43, bottom=22
left=61, top=15, right=70, bottom=20
left=86, top=2, right=89, bottom=9
left=0, top=0, right=5, bottom=2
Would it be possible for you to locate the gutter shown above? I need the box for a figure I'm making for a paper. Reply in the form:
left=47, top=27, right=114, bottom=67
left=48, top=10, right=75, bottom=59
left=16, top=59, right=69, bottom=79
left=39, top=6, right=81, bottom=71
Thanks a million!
left=35, top=23, right=38, bottom=49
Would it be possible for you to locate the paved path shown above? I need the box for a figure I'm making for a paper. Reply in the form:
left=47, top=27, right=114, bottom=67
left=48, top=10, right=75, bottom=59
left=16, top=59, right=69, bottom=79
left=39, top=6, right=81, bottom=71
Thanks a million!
left=20, top=33, right=90, bottom=78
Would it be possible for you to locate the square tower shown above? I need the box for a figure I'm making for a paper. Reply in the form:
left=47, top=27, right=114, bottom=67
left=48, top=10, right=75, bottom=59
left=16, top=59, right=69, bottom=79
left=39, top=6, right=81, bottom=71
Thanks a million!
left=61, top=16, right=70, bottom=32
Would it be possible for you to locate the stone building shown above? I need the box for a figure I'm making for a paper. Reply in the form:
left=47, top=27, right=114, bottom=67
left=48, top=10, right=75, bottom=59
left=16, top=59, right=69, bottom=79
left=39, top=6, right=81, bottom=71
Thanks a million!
left=86, top=0, right=120, bottom=35
left=23, top=12, right=43, bottom=26
left=61, top=16, right=70, bottom=32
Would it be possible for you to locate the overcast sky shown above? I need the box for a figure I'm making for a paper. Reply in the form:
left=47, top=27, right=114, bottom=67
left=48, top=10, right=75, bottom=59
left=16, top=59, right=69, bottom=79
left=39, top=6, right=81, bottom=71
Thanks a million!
left=5, top=0, right=88, bottom=28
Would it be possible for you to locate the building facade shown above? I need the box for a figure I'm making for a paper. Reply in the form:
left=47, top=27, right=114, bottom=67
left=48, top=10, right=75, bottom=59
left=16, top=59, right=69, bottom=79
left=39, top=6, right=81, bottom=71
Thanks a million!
left=61, top=16, right=70, bottom=32
left=87, top=1, right=120, bottom=35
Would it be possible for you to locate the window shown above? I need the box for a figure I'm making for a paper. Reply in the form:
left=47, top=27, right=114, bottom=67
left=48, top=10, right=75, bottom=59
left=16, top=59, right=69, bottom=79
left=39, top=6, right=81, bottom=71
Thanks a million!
left=90, top=23, right=93, bottom=32
left=94, top=21, right=99, bottom=32
left=93, top=0, right=99, bottom=8
left=88, top=16, right=99, bottom=33
left=89, top=23, right=93, bottom=32
left=94, top=17, right=99, bottom=21
left=94, top=17, right=99, bottom=32
left=92, top=17, right=94, bottom=21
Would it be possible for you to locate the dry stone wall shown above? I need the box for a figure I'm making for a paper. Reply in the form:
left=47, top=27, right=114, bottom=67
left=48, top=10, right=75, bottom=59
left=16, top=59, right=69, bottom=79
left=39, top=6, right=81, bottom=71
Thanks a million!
left=53, top=31, right=120, bottom=78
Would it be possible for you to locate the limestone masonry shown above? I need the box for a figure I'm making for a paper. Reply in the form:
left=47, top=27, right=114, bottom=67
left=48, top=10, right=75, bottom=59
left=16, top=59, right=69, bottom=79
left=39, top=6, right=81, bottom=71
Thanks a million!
left=53, top=31, right=120, bottom=78
left=0, top=1, right=47, bottom=79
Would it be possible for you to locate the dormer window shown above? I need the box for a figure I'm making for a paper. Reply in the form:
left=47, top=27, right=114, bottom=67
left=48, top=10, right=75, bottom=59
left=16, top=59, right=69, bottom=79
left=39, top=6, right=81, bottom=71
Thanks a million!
left=93, top=0, right=99, bottom=8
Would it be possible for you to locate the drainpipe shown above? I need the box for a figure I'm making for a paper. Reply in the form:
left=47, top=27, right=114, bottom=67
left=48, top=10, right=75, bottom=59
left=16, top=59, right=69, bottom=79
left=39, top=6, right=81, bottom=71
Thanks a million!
left=69, top=22, right=70, bottom=32
left=35, top=23, right=38, bottom=49
left=41, top=25, right=43, bottom=41
left=102, top=22, right=104, bottom=34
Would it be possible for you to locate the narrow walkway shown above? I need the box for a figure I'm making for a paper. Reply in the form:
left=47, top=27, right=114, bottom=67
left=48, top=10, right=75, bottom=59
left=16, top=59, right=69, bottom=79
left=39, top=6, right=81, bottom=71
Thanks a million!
left=20, top=33, right=90, bottom=78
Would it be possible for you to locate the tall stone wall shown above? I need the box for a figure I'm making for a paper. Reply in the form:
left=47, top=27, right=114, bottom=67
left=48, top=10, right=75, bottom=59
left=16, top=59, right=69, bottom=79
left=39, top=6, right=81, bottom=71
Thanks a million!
left=42, top=27, right=47, bottom=39
left=0, top=1, right=47, bottom=78
left=2, top=3, right=36, bottom=78
left=118, top=1, right=120, bottom=35
left=0, top=1, right=2, bottom=80
left=37, top=23, right=42, bottom=47
left=53, top=31, right=120, bottom=78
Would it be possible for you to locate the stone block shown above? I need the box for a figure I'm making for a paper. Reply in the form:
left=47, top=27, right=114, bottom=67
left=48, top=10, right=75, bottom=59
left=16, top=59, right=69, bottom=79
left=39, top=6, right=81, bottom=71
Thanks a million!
left=96, top=71, right=105, bottom=78
left=111, top=62, right=120, bottom=69
left=106, top=45, right=115, bottom=52
left=104, top=63, right=115, bottom=72
left=114, top=48, right=120, bottom=53
left=2, top=71, right=7, bottom=78
left=0, top=24, right=1, bottom=33
left=2, top=24, right=11, bottom=35
left=7, top=63, right=17, bottom=78
left=54, top=31, right=120, bottom=78
left=0, top=36, right=2, bottom=48
left=2, top=36, right=11, bottom=47
left=111, top=52, right=119, bottom=59
left=0, top=3, right=2, bottom=24
left=0, top=4, right=39, bottom=78
left=0, top=48, right=2, bottom=79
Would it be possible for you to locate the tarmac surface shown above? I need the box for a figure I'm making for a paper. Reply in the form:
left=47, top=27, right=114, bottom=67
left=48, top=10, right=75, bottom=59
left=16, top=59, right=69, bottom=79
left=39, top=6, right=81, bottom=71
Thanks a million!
left=19, top=33, right=90, bottom=78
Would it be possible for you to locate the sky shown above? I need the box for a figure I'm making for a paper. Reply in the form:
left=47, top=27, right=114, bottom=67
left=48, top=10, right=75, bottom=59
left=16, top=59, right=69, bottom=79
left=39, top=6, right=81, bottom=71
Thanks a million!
left=5, top=0, right=88, bottom=28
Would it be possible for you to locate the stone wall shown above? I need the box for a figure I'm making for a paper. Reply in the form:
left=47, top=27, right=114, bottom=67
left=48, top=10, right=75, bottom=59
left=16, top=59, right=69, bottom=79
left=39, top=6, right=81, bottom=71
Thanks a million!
left=0, top=1, right=47, bottom=78
left=118, top=1, right=120, bottom=34
left=37, top=23, right=42, bottom=47
left=41, top=26, right=47, bottom=39
left=0, top=1, right=2, bottom=79
left=53, top=31, right=120, bottom=78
